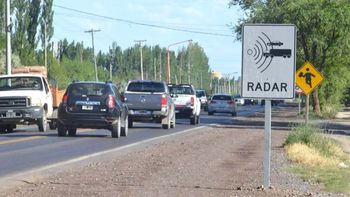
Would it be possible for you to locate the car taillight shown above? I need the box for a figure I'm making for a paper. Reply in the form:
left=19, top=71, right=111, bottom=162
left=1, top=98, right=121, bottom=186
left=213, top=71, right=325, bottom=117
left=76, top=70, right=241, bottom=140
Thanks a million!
left=107, top=95, right=116, bottom=109
left=227, top=100, right=234, bottom=105
left=161, top=95, right=167, bottom=107
left=191, top=96, right=195, bottom=106
left=62, top=94, right=68, bottom=104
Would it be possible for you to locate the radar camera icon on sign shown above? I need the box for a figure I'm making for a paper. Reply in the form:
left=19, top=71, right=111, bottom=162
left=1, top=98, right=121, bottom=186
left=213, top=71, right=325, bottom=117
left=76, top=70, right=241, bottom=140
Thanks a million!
left=246, top=32, right=292, bottom=73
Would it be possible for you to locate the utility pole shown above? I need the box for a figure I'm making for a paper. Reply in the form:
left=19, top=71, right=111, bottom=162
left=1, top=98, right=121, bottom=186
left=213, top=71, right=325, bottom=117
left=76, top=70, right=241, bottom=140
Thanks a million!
left=134, top=40, right=146, bottom=80
left=85, top=29, right=101, bottom=81
left=44, top=20, right=47, bottom=67
left=109, top=46, right=115, bottom=81
left=6, top=0, right=11, bottom=75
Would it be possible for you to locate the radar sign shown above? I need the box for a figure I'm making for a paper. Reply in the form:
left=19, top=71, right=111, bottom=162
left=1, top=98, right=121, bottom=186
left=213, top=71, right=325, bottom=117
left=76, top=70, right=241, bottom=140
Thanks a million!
left=241, top=24, right=296, bottom=99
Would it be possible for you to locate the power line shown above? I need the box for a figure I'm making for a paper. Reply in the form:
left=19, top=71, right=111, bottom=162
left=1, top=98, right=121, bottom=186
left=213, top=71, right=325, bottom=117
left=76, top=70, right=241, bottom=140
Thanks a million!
left=53, top=4, right=234, bottom=37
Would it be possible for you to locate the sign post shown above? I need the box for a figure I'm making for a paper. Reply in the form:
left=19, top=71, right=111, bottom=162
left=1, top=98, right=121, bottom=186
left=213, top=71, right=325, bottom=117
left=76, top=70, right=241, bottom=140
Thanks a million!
left=241, top=24, right=296, bottom=188
left=296, top=61, right=324, bottom=123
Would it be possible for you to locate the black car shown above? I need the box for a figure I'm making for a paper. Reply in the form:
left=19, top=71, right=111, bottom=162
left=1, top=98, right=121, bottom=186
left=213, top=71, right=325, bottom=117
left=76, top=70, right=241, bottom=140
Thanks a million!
left=57, top=81, right=128, bottom=138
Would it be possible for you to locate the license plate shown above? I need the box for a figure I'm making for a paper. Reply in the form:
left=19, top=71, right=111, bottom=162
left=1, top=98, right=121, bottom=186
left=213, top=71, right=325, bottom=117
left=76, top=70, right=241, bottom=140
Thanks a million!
left=135, top=110, right=150, bottom=115
left=82, top=105, right=93, bottom=110
left=6, top=112, right=16, bottom=118
left=175, top=110, right=180, bottom=113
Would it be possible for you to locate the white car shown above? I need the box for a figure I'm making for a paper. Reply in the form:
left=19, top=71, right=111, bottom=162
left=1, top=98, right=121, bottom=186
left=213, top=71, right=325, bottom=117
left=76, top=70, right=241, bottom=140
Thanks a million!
left=234, top=95, right=245, bottom=105
left=168, top=84, right=201, bottom=125
left=208, top=94, right=237, bottom=116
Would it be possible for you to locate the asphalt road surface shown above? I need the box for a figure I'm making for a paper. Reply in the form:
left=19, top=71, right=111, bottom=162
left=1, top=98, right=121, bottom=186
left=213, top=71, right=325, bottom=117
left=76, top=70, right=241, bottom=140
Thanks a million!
left=0, top=105, right=264, bottom=178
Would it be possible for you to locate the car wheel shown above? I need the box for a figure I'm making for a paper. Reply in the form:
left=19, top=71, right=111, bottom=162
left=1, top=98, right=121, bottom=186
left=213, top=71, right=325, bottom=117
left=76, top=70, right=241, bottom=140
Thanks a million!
left=112, top=117, right=121, bottom=138
left=190, top=115, right=196, bottom=125
left=68, top=128, right=77, bottom=136
left=170, top=113, right=176, bottom=128
left=208, top=111, right=213, bottom=116
left=38, top=110, right=47, bottom=132
left=162, top=116, right=171, bottom=129
left=128, top=116, right=133, bottom=128
left=49, top=121, right=57, bottom=130
left=121, top=116, right=128, bottom=137
left=57, top=122, right=67, bottom=137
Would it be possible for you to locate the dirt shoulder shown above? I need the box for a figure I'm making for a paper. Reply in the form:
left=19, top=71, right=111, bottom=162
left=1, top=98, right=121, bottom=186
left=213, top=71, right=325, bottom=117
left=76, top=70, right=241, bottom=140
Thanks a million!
left=1, top=105, right=348, bottom=197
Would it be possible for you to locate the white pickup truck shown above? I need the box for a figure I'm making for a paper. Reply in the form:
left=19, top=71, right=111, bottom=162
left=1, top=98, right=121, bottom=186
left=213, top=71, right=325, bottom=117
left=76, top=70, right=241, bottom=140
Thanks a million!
left=0, top=71, right=53, bottom=132
left=168, top=84, right=201, bottom=125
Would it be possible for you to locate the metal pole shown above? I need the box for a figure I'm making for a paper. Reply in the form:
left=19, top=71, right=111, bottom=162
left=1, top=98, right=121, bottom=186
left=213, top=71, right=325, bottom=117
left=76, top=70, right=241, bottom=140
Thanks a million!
left=298, top=93, right=301, bottom=116
left=6, top=0, right=11, bottom=75
left=134, top=40, right=146, bottom=80
left=44, top=21, right=47, bottom=67
left=166, top=49, right=170, bottom=83
left=263, top=99, right=271, bottom=188
left=167, top=39, right=192, bottom=84
left=85, top=29, right=101, bottom=81
left=306, top=94, right=309, bottom=124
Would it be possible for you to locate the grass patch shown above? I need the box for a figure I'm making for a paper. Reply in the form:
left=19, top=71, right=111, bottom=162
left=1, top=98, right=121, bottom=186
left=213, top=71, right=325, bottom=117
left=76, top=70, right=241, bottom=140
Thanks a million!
left=284, top=123, right=350, bottom=194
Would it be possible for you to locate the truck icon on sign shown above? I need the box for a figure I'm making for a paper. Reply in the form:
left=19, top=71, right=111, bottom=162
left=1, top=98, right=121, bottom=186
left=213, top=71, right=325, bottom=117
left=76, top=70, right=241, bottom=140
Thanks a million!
left=263, top=49, right=291, bottom=58
left=267, top=41, right=283, bottom=46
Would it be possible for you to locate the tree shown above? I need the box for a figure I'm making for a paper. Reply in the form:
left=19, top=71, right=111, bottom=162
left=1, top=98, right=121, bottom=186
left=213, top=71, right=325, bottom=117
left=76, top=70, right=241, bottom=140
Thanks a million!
left=230, top=0, right=350, bottom=115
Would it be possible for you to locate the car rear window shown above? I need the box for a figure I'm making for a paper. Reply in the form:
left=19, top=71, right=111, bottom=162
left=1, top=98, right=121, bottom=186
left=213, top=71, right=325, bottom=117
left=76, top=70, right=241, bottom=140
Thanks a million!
left=169, top=85, right=194, bottom=95
left=127, top=82, right=165, bottom=92
left=196, top=90, right=206, bottom=97
left=212, top=95, right=232, bottom=100
left=69, top=83, right=109, bottom=96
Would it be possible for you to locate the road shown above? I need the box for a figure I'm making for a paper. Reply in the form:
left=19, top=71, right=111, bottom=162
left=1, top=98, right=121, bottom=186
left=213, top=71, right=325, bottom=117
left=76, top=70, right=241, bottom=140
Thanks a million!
left=0, top=105, right=264, bottom=178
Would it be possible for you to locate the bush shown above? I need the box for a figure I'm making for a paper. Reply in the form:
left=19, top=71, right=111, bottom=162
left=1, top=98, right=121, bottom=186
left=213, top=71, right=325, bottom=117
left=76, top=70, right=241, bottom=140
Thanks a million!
left=284, top=123, right=319, bottom=146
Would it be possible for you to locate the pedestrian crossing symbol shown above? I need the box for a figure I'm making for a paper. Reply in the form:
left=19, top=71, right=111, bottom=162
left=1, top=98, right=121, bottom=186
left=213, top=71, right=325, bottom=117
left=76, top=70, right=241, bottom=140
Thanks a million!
left=296, top=62, right=324, bottom=95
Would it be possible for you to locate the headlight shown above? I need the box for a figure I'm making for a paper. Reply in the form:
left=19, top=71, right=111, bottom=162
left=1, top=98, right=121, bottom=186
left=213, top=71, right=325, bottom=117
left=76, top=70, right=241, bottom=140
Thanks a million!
left=31, top=98, right=42, bottom=106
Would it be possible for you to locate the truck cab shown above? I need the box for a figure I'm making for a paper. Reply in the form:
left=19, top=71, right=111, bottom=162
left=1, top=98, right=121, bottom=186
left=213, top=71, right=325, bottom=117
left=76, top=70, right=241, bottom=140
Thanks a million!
left=0, top=74, right=53, bottom=132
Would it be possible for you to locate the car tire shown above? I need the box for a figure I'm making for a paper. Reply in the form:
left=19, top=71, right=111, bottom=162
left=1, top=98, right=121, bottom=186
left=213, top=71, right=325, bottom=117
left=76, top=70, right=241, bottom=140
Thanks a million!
left=190, top=116, right=196, bottom=125
left=38, top=110, right=47, bottom=132
left=49, top=121, right=57, bottom=130
left=68, top=128, right=77, bottom=136
left=162, top=116, right=170, bottom=129
left=57, top=122, right=67, bottom=137
left=121, top=116, right=128, bottom=137
left=112, top=117, right=121, bottom=138
left=196, top=115, right=200, bottom=124
left=170, top=113, right=176, bottom=128
left=128, top=116, right=133, bottom=128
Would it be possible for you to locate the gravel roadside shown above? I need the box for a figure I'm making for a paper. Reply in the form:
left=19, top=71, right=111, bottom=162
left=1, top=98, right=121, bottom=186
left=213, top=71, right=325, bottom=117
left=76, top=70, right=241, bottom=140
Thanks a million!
left=1, top=105, right=348, bottom=197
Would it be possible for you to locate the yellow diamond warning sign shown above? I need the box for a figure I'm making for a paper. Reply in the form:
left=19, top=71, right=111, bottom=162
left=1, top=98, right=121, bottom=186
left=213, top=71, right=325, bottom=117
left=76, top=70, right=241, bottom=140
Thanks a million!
left=296, top=62, right=324, bottom=95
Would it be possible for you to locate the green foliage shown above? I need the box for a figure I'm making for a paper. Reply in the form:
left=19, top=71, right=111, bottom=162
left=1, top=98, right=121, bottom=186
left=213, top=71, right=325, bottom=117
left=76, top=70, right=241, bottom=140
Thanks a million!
left=290, top=166, right=350, bottom=195
left=284, top=123, right=319, bottom=146
left=285, top=123, right=350, bottom=194
left=284, top=123, right=343, bottom=158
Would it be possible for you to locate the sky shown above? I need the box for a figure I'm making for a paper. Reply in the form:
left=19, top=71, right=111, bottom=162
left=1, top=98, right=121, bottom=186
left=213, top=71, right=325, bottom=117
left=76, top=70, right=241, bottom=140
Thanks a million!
left=52, top=0, right=243, bottom=78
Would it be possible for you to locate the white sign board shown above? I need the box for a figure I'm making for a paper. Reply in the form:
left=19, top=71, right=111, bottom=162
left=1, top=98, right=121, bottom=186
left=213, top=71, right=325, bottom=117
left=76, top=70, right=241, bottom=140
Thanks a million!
left=241, top=24, right=296, bottom=99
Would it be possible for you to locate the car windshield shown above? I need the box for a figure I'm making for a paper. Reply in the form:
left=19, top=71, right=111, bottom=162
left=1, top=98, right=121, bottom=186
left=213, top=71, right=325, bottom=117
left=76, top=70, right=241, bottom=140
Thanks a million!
left=196, top=90, right=206, bottom=97
left=69, top=83, right=109, bottom=96
left=127, top=82, right=165, bottom=92
left=212, top=95, right=232, bottom=100
left=0, top=76, right=43, bottom=91
left=169, top=85, right=194, bottom=95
